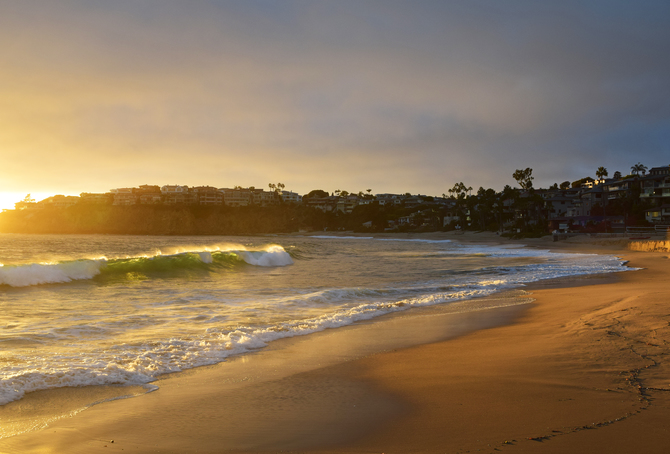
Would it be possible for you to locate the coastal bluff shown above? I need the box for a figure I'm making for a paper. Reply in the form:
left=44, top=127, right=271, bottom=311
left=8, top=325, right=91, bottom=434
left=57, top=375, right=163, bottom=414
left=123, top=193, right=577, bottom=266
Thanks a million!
left=0, top=204, right=322, bottom=235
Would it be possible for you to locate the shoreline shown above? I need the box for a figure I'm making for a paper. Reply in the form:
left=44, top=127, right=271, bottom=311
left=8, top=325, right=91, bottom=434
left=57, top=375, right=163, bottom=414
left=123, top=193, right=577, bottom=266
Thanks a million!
left=336, top=248, right=670, bottom=454
left=1, top=233, right=668, bottom=453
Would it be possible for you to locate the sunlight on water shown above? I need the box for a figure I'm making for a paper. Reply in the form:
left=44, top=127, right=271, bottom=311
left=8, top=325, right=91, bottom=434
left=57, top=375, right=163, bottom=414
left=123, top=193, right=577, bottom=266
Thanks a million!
left=0, top=233, right=633, bottom=437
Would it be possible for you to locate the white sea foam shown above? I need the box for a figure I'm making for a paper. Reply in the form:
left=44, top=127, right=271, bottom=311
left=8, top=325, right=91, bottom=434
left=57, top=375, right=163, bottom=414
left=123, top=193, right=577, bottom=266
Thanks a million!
left=376, top=238, right=452, bottom=243
left=310, top=236, right=451, bottom=244
left=0, top=245, right=292, bottom=287
left=237, top=245, right=293, bottom=266
left=310, top=235, right=375, bottom=240
left=0, top=260, right=104, bottom=287
left=0, top=235, right=636, bottom=411
left=0, top=283, right=498, bottom=406
left=197, top=251, right=213, bottom=263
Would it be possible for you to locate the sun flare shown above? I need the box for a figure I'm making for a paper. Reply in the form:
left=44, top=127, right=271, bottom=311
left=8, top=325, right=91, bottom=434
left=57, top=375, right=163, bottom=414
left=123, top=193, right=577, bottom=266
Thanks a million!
left=0, top=192, right=64, bottom=211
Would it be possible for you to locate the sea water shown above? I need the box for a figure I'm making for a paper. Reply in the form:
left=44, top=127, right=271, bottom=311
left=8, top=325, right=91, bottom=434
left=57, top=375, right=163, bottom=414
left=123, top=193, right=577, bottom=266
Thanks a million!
left=0, top=233, right=631, bottom=435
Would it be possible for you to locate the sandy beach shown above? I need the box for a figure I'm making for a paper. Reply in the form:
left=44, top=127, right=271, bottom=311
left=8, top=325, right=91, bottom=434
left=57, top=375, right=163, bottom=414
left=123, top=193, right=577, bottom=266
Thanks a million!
left=1, top=233, right=669, bottom=454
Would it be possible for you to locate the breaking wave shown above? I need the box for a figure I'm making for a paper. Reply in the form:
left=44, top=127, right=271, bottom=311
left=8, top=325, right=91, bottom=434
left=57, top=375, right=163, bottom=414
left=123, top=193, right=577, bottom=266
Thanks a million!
left=0, top=245, right=293, bottom=288
left=0, top=282, right=503, bottom=406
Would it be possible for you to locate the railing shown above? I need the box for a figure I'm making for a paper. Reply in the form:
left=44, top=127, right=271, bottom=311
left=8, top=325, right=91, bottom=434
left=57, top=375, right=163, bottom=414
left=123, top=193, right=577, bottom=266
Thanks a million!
left=588, top=233, right=627, bottom=238
left=626, top=226, right=668, bottom=236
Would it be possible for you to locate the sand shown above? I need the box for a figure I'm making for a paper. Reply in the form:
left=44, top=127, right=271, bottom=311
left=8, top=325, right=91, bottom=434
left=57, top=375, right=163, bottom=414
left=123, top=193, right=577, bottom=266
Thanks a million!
left=1, top=233, right=669, bottom=453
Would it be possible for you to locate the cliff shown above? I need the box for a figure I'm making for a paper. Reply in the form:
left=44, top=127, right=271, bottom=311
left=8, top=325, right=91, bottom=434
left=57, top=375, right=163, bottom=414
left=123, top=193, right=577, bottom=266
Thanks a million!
left=0, top=204, right=333, bottom=235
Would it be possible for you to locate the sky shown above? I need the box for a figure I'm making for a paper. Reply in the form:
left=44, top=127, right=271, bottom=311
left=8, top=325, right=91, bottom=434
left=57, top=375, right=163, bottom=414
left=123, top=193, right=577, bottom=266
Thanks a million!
left=1, top=0, right=669, bottom=209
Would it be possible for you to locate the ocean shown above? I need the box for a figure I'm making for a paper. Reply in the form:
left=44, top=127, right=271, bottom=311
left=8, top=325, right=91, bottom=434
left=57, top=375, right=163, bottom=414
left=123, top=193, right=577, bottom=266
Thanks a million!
left=0, top=233, right=632, bottom=437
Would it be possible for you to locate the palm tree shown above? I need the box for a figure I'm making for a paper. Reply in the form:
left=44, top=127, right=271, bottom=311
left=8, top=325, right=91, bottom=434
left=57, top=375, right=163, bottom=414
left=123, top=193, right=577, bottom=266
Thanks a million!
left=448, top=182, right=471, bottom=199
left=631, top=162, right=647, bottom=176
left=639, top=164, right=648, bottom=176
left=595, top=168, right=609, bottom=218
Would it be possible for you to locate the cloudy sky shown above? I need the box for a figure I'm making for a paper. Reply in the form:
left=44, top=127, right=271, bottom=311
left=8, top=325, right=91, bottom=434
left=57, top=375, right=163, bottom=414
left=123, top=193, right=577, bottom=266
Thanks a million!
left=1, top=0, right=669, bottom=208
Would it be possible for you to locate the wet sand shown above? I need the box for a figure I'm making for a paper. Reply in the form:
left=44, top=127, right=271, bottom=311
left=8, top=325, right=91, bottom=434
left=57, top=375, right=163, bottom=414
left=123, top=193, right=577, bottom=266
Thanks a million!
left=1, top=233, right=669, bottom=453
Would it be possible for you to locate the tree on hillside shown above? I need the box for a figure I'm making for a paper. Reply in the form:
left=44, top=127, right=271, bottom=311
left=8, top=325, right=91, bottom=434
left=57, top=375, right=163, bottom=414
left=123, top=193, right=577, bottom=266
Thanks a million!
left=447, top=182, right=471, bottom=199
left=304, top=189, right=329, bottom=199
left=596, top=166, right=608, bottom=180
left=472, top=187, right=499, bottom=230
left=572, top=177, right=594, bottom=188
left=631, top=163, right=647, bottom=176
left=445, top=182, right=472, bottom=229
left=613, top=171, right=622, bottom=180
left=512, top=168, right=534, bottom=190
left=560, top=181, right=570, bottom=190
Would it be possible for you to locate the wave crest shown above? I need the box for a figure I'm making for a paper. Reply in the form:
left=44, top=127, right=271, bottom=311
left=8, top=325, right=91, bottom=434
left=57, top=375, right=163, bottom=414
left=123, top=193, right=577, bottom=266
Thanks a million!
left=0, top=244, right=293, bottom=288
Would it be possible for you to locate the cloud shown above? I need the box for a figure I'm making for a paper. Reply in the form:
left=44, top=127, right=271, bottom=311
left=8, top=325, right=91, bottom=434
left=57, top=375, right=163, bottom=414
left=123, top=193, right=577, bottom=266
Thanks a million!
left=1, top=0, right=669, bottom=196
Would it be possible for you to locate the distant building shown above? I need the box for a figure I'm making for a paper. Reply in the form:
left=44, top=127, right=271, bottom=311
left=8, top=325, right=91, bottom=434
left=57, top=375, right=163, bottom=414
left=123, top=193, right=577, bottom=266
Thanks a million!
left=40, top=195, right=80, bottom=208
left=80, top=192, right=113, bottom=204
left=14, top=198, right=40, bottom=210
left=136, top=185, right=161, bottom=194
left=648, top=165, right=670, bottom=177
left=221, top=188, right=252, bottom=207
left=139, top=193, right=163, bottom=204
left=376, top=194, right=402, bottom=206
left=251, top=189, right=278, bottom=207
left=641, top=171, right=670, bottom=207
left=192, top=186, right=223, bottom=205
left=110, top=188, right=138, bottom=206
left=160, top=185, right=189, bottom=194
left=336, top=195, right=359, bottom=213
left=576, top=186, right=604, bottom=217
left=645, top=205, right=670, bottom=224
left=161, top=185, right=195, bottom=204
left=304, top=196, right=338, bottom=212
left=403, top=195, right=426, bottom=209
left=541, top=189, right=579, bottom=220
left=280, top=190, right=302, bottom=204
left=135, top=185, right=162, bottom=203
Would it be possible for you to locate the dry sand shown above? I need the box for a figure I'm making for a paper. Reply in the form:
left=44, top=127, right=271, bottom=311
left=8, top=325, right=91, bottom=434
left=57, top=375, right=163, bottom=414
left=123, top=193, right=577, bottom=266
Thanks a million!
left=1, top=233, right=669, bottom=453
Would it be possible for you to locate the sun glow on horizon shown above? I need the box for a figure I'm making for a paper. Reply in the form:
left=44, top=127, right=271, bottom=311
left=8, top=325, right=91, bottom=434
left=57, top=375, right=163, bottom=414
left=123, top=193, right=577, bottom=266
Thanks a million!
left=0, top=192, right=75, bottom=211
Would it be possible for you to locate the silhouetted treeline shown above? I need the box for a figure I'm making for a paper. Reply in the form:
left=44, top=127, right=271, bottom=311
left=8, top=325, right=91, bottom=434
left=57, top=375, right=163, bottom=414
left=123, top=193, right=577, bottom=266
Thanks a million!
left=0, top=204, right=341, bottom=235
